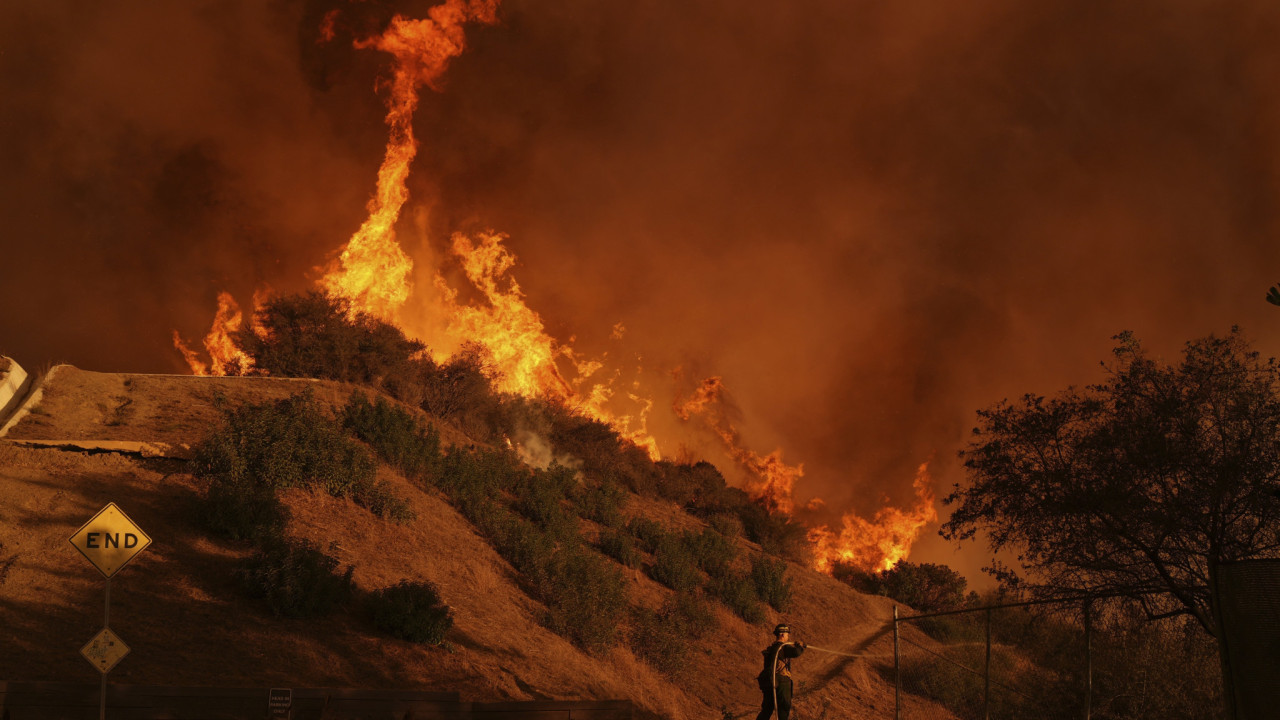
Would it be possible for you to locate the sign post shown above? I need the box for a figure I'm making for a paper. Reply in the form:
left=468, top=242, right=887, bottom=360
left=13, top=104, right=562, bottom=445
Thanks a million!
left=69, top=502, right=151, bottom=720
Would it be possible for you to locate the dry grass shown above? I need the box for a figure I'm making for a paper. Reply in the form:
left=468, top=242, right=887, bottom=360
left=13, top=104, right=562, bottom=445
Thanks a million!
left=0, top=366, right=957, bottom=720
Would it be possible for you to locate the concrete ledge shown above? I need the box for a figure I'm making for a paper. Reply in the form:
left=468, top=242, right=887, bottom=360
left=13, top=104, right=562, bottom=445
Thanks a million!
left=1, top=438, right=191, bottom=459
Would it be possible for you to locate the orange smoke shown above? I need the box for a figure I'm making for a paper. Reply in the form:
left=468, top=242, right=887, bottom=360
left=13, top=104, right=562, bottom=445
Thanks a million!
left=172, top=291, right=254, bottom=376
left=319, top=1, right=500, bottom=323
left=809, top=463, right=938, bottom=573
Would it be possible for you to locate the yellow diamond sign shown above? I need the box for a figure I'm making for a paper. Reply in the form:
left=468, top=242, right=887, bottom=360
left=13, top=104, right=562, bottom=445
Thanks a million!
left=81, top=627, right=130, bottom=674
left=69, top=502, right=151, bottom=578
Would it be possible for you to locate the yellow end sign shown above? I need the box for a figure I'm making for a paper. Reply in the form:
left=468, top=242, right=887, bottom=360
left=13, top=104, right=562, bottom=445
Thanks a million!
left=81, top=627, right=130, bottom=674
left=69, top=503, right=151, bottom=578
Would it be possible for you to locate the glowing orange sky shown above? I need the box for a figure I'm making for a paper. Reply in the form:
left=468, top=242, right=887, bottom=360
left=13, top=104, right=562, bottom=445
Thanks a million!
left=3, top=0, right=1280, bottom=580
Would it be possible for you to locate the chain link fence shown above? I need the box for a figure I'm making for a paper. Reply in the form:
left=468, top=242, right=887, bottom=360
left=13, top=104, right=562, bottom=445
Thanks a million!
left=883, top=595, right=1224, bottom=720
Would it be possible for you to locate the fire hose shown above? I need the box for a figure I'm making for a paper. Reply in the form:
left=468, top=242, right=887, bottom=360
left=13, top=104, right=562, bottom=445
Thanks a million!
left=766, top=642, right=891, bottom=719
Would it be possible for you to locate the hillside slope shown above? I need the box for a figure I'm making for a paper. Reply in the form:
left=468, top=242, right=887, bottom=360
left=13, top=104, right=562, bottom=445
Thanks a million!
left=0, top=366, right=955, bottom=719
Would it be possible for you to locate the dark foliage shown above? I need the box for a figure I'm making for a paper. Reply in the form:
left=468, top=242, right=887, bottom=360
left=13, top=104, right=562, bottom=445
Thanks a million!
left=539, top=547, right=629, bottom=651
left=367, top=579, right=453, bottom=645
left=193, top=391, right=412, bottom=532
left=649, top=533, right=700, bottom=592
left=235, top=292, right=428, bottom=401
left=598, top=530, right=642, bottom=568
left=738, top=500, right=810, bottom=561
left=711, top=571, right=765, bottom=625
left=573, top=477, right=627, bottom=528
left=201, top=471, right=288, bottom=542
left=237, top=539, right=354, bottom=618
left=627, top=517, right=668, bottom=554
left=684, top=527, right=738, bottom=579
left=629, top=592, right=717, bottom=677
left=342, top=392, right=442, bottom=481
left=750, top=555, right=793, bottom=612
left=945, top=329, right=1280, bottom=639
left=834, top=560, right=966, bottom=614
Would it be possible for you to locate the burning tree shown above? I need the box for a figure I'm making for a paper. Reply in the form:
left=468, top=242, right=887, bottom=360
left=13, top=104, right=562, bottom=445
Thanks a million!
left=942, top=328, right=1280, bottom=708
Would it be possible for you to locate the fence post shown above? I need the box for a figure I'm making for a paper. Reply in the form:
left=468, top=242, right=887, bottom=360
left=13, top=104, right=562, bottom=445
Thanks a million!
left=984, top=607, right=992, bottom=720
left=893, top=605, right=900, bottom=720
left=1084, top=599, right=1092, bottom=720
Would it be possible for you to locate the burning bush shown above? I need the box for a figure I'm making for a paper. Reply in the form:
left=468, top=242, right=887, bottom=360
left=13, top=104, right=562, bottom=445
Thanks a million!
left=367, top=579, right=453, bottom=646
left=419, top=343, right=505, bottom=440
left=235, top=292, right=427, bottom=397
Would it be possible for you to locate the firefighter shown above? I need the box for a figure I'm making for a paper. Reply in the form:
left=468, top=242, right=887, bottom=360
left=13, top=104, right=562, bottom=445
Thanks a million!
left=755, top=623, right=806, bottom=720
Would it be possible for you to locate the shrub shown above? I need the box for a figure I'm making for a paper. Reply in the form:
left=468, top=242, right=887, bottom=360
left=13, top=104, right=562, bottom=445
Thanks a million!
left=629, top=592, right=717, bottom=677
left=598, top=530, right=642, bottom=568
left=738, top=500, right=810, bottom=561
left=420, top=344, right=503, bottom=440
left=437, top=446, right=521, bottom=510
left=750, top=555, right=792, bottom=612
left=237, top=539, right=354, bottom=618
left=192, top=391, right=410, bottom=519
left=367, top=579, right=453, bottom=645
left=833, top=560, right=967, bottom=614
left=709, top=513, right=744, bottom=540
left=234, top=292, right=429, bottom=401
left=342, top=392, right=442, bottom=481
left=489, top=511, right=557, bottom=582
left=547, top=410, right=627, bottom=480
left=630, top=606, right=685, bottom=676
left=573, top=478, right=627, bottom=528
left=539, top=548, right=628, bottom=651
left=685, top=527, right=738, bottom=579
left=202, top=471, right=289, bottom=542
left=514, top=466, right=579, bottom=540
left=712, top=571, right=765, bottom=624
left=649, top=534, right=700, bottom=592
left=356, top=479, right=416, bottom=522
left=627, top=517, right=667, bottom=553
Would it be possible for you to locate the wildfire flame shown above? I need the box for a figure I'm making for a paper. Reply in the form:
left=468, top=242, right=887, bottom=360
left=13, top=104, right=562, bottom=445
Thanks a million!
left=674, top=376, right=804, bottom=514
left=320, top=0, right=500, bottom=323
left=175, top=0, right=937, bottom=570
left=676, top=375, right=936, bottom=572
left=172, top=291, right=254, bottom=376
left=439, top=231, right=575, bottom=400
left=809, top=462, right=939, bottom=573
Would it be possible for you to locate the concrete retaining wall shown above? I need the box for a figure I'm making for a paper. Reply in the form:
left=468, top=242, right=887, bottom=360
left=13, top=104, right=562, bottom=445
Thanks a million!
left=0, top=357, right=31, bottom=435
